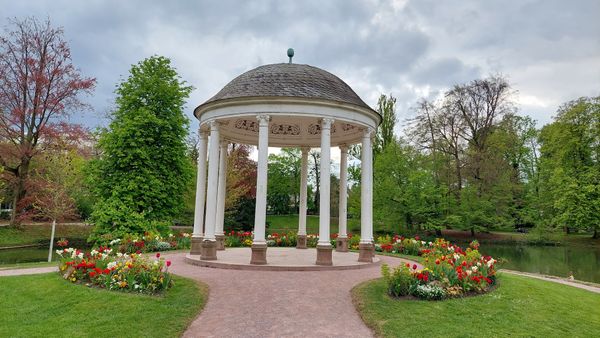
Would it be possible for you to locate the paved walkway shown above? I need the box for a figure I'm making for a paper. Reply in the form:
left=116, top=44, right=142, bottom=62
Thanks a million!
left=0, top=266, right=57, bottom=276
left=166, top=252, right=410, bottom=338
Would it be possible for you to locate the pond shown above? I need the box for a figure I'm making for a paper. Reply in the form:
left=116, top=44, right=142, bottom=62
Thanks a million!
left=480, top=243, right=600, bottom=284
left=0, top=246, right=59, bottom=265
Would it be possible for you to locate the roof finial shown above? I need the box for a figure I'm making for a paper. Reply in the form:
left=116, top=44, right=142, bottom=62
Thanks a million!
left=287, top=48, right=294, bottom=64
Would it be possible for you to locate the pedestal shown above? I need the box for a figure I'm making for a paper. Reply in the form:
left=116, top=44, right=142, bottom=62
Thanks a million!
left=250, top=243, right=268, bottom=265
left=336, top=237, right=349, bottom=252
left=358, top=242, right=374, bottom=263
left=316, top=244, right=333, bottom=265
left=296, top=235, right=307, bottom=249
left=200, top=240, right=217, bottom=260
left=216, top=234, right=225, bottom=250
left=190, top=236, right=203, bottom=255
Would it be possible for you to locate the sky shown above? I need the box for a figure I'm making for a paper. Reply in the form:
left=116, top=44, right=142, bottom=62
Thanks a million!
left=2, top=0, right=599, bottom=147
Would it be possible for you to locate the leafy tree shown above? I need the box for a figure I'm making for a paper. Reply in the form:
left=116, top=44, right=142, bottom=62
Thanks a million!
left=88, top=56, right=192, bottom=242
left=0, top=17, right=95, bottom=224
left=267, top=148, right=300, bottom=214
left=538, top=96, right=600, bottom=237
left=374, top=94, right=397, bottom=154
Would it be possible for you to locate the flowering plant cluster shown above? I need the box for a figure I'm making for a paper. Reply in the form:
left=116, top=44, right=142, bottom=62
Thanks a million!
left=56, top=247, right=173, bottom=294
left=375, top=235, right=428, bottom=256
left=224, top=231, right=338, bottom=248
left=105, top=231, right=191, bottom=254
left=381, top=238, right=497, bottom=300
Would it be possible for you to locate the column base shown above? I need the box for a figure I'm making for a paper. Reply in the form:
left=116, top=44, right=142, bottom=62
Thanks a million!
left=358, top=242, right=374, bottom=263
left=200, top=240, right=217, bottom=260
left=296, top=235, right=307, bottom=249
left=335, top=237, right=349, bottom=252
left=215, top=234, right=225, bottom=250
left=250, top=243, right=268, bottom=265
left=190, top=236, right=204, bottom=255
left=316, top=244, right=333, bottom=265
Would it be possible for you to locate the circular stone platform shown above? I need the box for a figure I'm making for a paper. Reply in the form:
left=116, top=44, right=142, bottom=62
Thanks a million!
left=185, top=247, right=380, bottom=271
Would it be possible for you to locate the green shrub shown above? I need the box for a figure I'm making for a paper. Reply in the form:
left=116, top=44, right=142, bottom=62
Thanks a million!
left=381, top=264, right=413, bottom=297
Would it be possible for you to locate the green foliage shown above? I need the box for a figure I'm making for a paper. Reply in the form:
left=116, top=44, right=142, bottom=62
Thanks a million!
left=267, top=148, right=301, bottom=214
left=538, top=96, right=600, bottom=237
left=88, top=56, right=193, bottom=242
left=381, top=263, right=413, bottom=297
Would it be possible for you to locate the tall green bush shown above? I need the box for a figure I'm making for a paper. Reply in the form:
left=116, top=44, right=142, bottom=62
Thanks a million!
left=88, top=56, right=193, bottom=242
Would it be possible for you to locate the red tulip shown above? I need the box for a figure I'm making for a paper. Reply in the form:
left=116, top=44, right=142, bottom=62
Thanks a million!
left=166, top=260, right=172, bottom=267
left=156, top=253, right=161, bottom=258
left=412, top=264, right=417, bottom=270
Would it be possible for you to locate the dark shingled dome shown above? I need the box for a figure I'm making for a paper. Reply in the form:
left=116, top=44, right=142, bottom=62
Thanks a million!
left=198, top=63, right=373, bottom=111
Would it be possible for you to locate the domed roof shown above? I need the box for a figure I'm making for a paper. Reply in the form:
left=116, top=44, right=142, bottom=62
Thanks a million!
left=196, top=63, right=375, bottom=114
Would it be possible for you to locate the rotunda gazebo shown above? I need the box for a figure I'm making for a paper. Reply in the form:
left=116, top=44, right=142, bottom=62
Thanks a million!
left=189, top=50, right=380, bottom=266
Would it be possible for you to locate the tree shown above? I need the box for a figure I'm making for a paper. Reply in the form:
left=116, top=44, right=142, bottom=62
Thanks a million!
left=374, top=94, right=397, bottom=154
left=28, top=153, right=78, bottom=261
left=538, top=96, right=600, bottom=238
left=88, top=56, right=192, bottom=242
left=0, top=17, right=95, bottom=224
left=267, top=148, right=301, bottom=214
left=310, top=150, right=320, bottom=214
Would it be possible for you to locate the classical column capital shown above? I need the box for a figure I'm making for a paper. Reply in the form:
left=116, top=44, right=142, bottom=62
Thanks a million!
left=199, top=129, right=209, bottom=139
left=339, top=144, right=349, bottom=153
left=219, top=140, right=228, bottom=147
left=256, top=114, right=270, bottom=126
left=300, top=146, right=311, bottom=154
left=209, top=120, right=220, bottom=130
left=321, top=118, right=335, bottom=129
left=362, top=127, right=375, bottom=138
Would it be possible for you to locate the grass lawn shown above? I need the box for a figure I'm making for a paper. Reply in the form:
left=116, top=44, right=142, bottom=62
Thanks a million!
left=352, top=273, right=600, bottom=337
left=0, top=273, right=207, bottom=337
left=266, top=214, right=361, bottom=234
left=0, top=223, right=91, bottom=247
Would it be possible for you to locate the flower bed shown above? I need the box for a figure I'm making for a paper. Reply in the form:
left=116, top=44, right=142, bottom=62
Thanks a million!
left=101, top=231, right=191, bottom=254
left=381, top=238, right=497, bottom=300
left=56, top=247, right=173, bottom=294
left=223, top=231, right=343, bottom=248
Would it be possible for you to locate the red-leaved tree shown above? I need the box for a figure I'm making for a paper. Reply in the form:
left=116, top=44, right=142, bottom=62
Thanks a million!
left=0, top=17, right=95, bottom=224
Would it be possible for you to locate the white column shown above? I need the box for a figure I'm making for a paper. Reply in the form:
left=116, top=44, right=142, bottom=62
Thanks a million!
left=318, top=118, right=334, bottom=246
left=338, top=145, right=348, bottom=238
left=298, top=147, right=310, bottom=236
left=215, top=140, right=228, bottom=237
left=204, top=121, right=220, bottom=241
left=253, top=114, right=270, bottom=245
left=192, top=130, right=208, bottom=238
left=360, top=128, right=374, bottom=244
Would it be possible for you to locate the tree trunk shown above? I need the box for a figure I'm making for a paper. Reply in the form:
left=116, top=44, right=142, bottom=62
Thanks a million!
left=593, top=227, right=599, bottom=239
left=10, top=159, right=30, bottom=226
left=470, top=227, right=475, bottom=237
left=435, top=228, right=442, bottom=236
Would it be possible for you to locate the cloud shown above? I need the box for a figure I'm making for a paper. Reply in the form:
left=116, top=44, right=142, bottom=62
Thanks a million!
left=1, top=0, right=598, bottom=133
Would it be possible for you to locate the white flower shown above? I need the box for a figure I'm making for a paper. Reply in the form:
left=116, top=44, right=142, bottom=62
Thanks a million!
left=449, top=246, right=455, bottom=252
left=477, top=262, right=482, bottom=267
left=133, top=239, right=138, bottom=243
left=487, top=259, right=496, bottom=268
left=428, top=241, right=433, bottom=246
left=183, top=233, right=190, bottom=238
left=453, top=254, right=460, bottom=261
left=107, top=262, right=117, bottom=269
left=101, top=253, right=108, bottom=260
left=466, top=270, right=473, bottom=276
left=109, top=239, right=121, bottom=245
left=77, top=253, right=84, bottom=259
left=168, top=233, right=174, bottom=238
left=117, top=252, right=123, bottom=258
left=471, top=266, right=478, bottom=272
left=91, top=250, right=99, bottom=256
left=411, top=239, right=417, bottom=244
left=56, top=250, right=62, bottom=255
left=421, top=241, right=426, bottom=245
left=105, top=248, right=112, bottom=255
